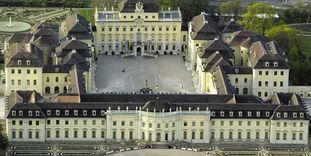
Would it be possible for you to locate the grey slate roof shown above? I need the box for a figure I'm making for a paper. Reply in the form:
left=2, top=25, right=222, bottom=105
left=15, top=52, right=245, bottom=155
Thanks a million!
left=249, top=41, right=289, bottom=69
left=222, top=19, right=243, bottom=33
left=199, top=39, right=233, bottom=59
left=119, top=0, right=159, bottom=13
left=221, top=66, right=253, bottom=75
left=6, top=32, right=33, bottom=43
left=212, top=66, right=236, bottom=95
left=55, top=39, right=91, bottom=58
left=61, top=13, right=93, bottom=40
left=190, top=14, right=219, bottom=40
left=6, top=52, right=43, bottom=67
left=43, top=64, right=72, bottom=73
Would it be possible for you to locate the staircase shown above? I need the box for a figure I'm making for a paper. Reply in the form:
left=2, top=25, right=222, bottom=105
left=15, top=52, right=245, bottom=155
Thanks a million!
left=151, top=142, right=170, bottom=149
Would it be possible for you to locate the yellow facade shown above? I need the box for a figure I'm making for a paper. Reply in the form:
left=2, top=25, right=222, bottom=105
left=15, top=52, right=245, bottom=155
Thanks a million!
left=95, top=7, right=182, bottom=56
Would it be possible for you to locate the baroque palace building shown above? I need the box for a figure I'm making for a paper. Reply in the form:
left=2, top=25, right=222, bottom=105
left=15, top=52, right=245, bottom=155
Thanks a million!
left=6, top=92, right=309, bottom=144
left=94, top=0, right=186, bottom=57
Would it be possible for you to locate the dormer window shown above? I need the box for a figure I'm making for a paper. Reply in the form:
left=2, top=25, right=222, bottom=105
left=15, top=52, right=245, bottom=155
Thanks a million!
left=12, top=110, right=16, bottom=116
left=284, top=112, right=288, bottom=118
left=55, top=68, right=59, bottom=72
left=74, top=110, right=78, bottom=116
left=26, top=60, right=30, bottom=65
left=92, top=110, right=96, bottom=116
left=220, top=111, right=225, bottom=117
left=293, top=112, right=297, bottom=118
left=265, top=62, right=269, bottom=67
left=19, top=111, right=23, bottom=116
left=300, top=113, right=304, bottom=118
left=248, top=111, right=252, bottom=117
left=266, top=111, right=270, bottom=117
left=276, top=112, right=281, bottom=118
left=274, top=62, right=278, bottom=67
left=56, top=110, right=60, bottom=116
left=17, top=60, right=22, bottom=65
left=35, top=111, right=40, bottom=116
left=101, top=110, right=105, bottom=116
left=256, top=111, right=260, bottom=117
left=47, top=110, right=51, bottom=115
left=238, top=111, right=242, bottom=117
left=83, top=110, right=87, bottom=116
left=65, top=110, right=69, bottom=116
left=211, top=111, right=215, bottom=116
left=229, top=111, right=233, bottom=117
left=28, top=111, right=32, bottom=116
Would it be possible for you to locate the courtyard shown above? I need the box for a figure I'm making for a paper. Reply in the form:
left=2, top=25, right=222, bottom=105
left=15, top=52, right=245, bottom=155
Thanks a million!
left=95, top=55, right=196, bottom=94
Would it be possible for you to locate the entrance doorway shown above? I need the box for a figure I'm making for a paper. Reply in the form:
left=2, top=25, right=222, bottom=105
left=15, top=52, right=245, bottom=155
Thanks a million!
left=137, top=47, right=142, bottom=56
left=156, top=133, right=161, bottom=142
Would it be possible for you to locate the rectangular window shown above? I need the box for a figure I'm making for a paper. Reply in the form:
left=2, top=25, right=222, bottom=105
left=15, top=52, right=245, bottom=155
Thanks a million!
left=283, top=133, right=287, bottom=140
left=19, top=131, right=23, bottom=138
left=11, top=80, right=14, bottom=85
left=258, top=81, right=262, bottom=86
left=74, top=131, right=78, bottom=138
left=12, top=131, right=16, bottom=139
left=27, top=70, right=30, bottom=74
left=276, top=133, right=280, bottom=140
left=101, top=131, right=105, bottom=138
left=220, top=121, right=224, bottom=126
left=121, top=121, right=125, bottom=126
left=55, top=77, right=59, bottom=82
left=274, top=71, right=277, bottom=75
left=191, top=131, right=195, bottom=140
left=265, top=132, right=269, bottom=139
left=184, top=122, right=187, bottom=126
left=47, top=130, right=51, bottom=138
left=229, top=121, right=233, bottom=126
left=200, top=121, right=204, bottom=126
left=11, top=69, right=15, bottom=74
left=34, top=70, right=37, bottom=74
left=92, top=120, right=96, bottom=125
left=28, top=131, right=32, bottom=139
left=281, top=71, right=284, bottom=75
left=265, top=71, right=269, bottom=75
left=238, top=132, right=242, bottom=139
left=192, top=121, right=196, bottom=126
left=292, top=133, right=296, bottom=140
left=33, top=80, right=37, bottom=85
left=65, top=131, right=69, bottom=138
left=220, top=131, right=224, bottom=139
left=256, top=132, right=260, bottom=139
left=238, top=121, right=242, bottom=126
left=56, top=130, right=60, bottom=138
left=299, top=133, right=303, bottom=140
left=247, top=132, right=251, bottom=139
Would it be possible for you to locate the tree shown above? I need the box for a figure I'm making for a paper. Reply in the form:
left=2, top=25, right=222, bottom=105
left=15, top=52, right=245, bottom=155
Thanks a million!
left=0, top=123, right=8, bottom=151
left=241, top=3, right=276, bottom=35
left=90, top=0, right=114, bottom=8
left=219, top=0, right=241, bottom=16
left=296, top=2, right=311, bottom=23
left=266, top=24, right=296, bottom=54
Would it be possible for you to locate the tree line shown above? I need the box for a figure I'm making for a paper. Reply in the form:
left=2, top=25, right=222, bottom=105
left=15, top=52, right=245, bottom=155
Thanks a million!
left=0, top=0, right=89, bottom=8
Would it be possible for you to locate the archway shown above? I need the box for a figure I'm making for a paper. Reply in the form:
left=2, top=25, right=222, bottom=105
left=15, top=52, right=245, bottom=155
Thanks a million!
left=137, top=47, right=142, bottom=56
left=54, top=86, right=59, bottom=94
left=45, top=86, right=50, bottom=94
left=156, top=133, right=161, bottom=142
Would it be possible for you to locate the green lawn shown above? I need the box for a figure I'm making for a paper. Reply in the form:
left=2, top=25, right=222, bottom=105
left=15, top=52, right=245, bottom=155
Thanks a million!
left=300, top=36, right=311, bottom=57
left=79, top=9, right=95, bottom=25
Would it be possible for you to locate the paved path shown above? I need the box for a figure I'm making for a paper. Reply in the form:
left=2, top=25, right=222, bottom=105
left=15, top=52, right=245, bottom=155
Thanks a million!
left=95, top=55, right=196, bottom=94
left=109, top=149, right=209, bottom=156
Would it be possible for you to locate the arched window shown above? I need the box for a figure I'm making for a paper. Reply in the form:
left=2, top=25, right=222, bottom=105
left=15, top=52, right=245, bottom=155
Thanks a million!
left=236, top=87, right=239, bottom=94
left=142, top=132, right=145, bottom=140
left=54, top=86, right=59, bottom=94
left=113, top=131, right=116, bottom=139
left=129, top=131, right=133, bottom=140
left=172, top=132, right=175, bottom=140
left=165, top=133, right=168, bottom=141
left=200, top=131, right=204, bottom=140
left=45, top=87, right=50, bottom=94
left=243, top=88, right=248, bottom=95
left=64, top=86, right=67, bottom=93
left=183, top=131, right=187, bottom=140
left=121, top=131, right=125, bottom=139
left=148, top=133, right=152, bottom=141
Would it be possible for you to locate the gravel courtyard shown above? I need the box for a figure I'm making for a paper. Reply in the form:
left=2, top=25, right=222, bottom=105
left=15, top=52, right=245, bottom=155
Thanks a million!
left=95, top=55, right=196, bottom=94
left=109, top=149, right=209, bottom=156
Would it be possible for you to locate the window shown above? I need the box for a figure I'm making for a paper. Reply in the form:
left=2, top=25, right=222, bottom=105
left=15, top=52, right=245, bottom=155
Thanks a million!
left=149, top=123, right=152, bottom=128
left=256, top=121, right=260, bottom=126
left=293, top=122, right=296, bottom=127
left=56, top=110, right=60, bottom=116
left=56, top=120, right=60, bottom=125
left=11, top=79, right=15, bottom=85
left=165, top=123, right=169, bottom=128
left=284, top=112, right=288, bottom=118
left=65, top=130, right=69, bottom=138
left=17, top=69, right=21, bottom=74
left=36, top=121, right=39, bottom=126
left=29, top=121, right=32, bottom=125
left=247, top=121, right=251, bottom=126
left=55, top=77, right=59, bottom=82
left=280, top=81, right=283, bottom=87
left=299, top=133, right=303, bottom=140
left=265, top=71, right=269, bottom=75
left=300, top=122, right=303, bottom=127
left=157, top=123, right=161, bottom=128
left=281, top=71, right=284, bottom=75
left=121, top=121, right=125, bottom=126
left=256, top=132, right=260, bottom=140
left=277, top=122, right=280, bottom=127
left=258, top=91, right=262, bottom=97
left=129, top=131, right=133, bottom=140
left=26, top=60, right=30, bottom=65
left=200, top=121, right=204, bottom=126
left=274, top=81, right=277, bottom=87
left=293, top=112, right=297, bottom=118
left=211, top=131, right=215, bottom=139
left=74, top=131, right=78, bottom=138
left=28, top=111, right=32, bottom=116
left=183, top=131, right=187, bottom=140
left=19, top=131, right=23, bottom=138
left=46, top=77, right=50, bottom=82
left=19, top=111, right=23, bottom=116
left=191, top=131, right=195, bottom=140
left=256, top=111, right=260, bottom=117
left=220, top=131, right=224, bottom=139
left=28, top=131, right=32, bottom=139
left=35, top=111, right=39, bottom=116
left=247, top=132, right=251, bottom=139
left=12, top=111, right=16, bottom=116
left=265, top=81, right=268, bottom=87
left=47, top=130, right=51, bottom=138
left=56, top=130, right=60, bottom=138
left=47, top=110, right=51, bottom=116
left=266, top=111, right=270, bottom=117
left=259, top=71, right=262, bottom=75
left=83, top=120, right=87, bottom=125
left=130, top=121, right=133, bottom=126
left=83, top=110, right=87, bottom=116
left=265, top=121, right=269, bottom=126
left=101, top=131, right=105, bottom=138
left=200, top=131, right=204, bottom=139
left=248, top=111, right=252, bottom=117
left=74, top=120, right=78, bottom=125
left=277, top=112, right=281, bottom=118
left=229, top=111, right=233, bottom=117
left=27, top=69, right=30, bottom=74
left=34, top=70, right=37, bottom=74
left=292, top=133, right=296, bottom=140
left=83, top=131, right=87, bottom=138
left=47, top=120, right=50, bottom=125
left=27, top=80, right=30, bottom=85
left=92, top=131, right=96, bottom=138
left=113, top=121, right=117, bottom=126
left=283, top=132, right=287, bottom=140
left=265, top=132, right=269, bottom=139
left=238, top=111, right=242, bottom=117
left=220, top=121, right=224, bottom=126
left=64, top=120, right=68, bottom=125
left=229, top=121, right=233, bottom=126
left=220, top=111, right=225, bottom=117
left=192, top=121, right=196, bottom=126
left=121, top=131, right=125, bottom=139
left=184, top=121, right=187, bottom=127
left=238, top=121, right=242, bottom=126
left=274, top=71, right=277, bottom=75
left=258, top=81, right=262, bottom=86
left=12, top=120, right=16, bottom=125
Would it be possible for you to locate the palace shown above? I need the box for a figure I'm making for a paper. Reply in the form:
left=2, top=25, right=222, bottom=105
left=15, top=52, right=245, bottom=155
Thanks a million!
left=6, top=92, right=309, bottom=144
left=94, top=0, right=185, bottom=57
